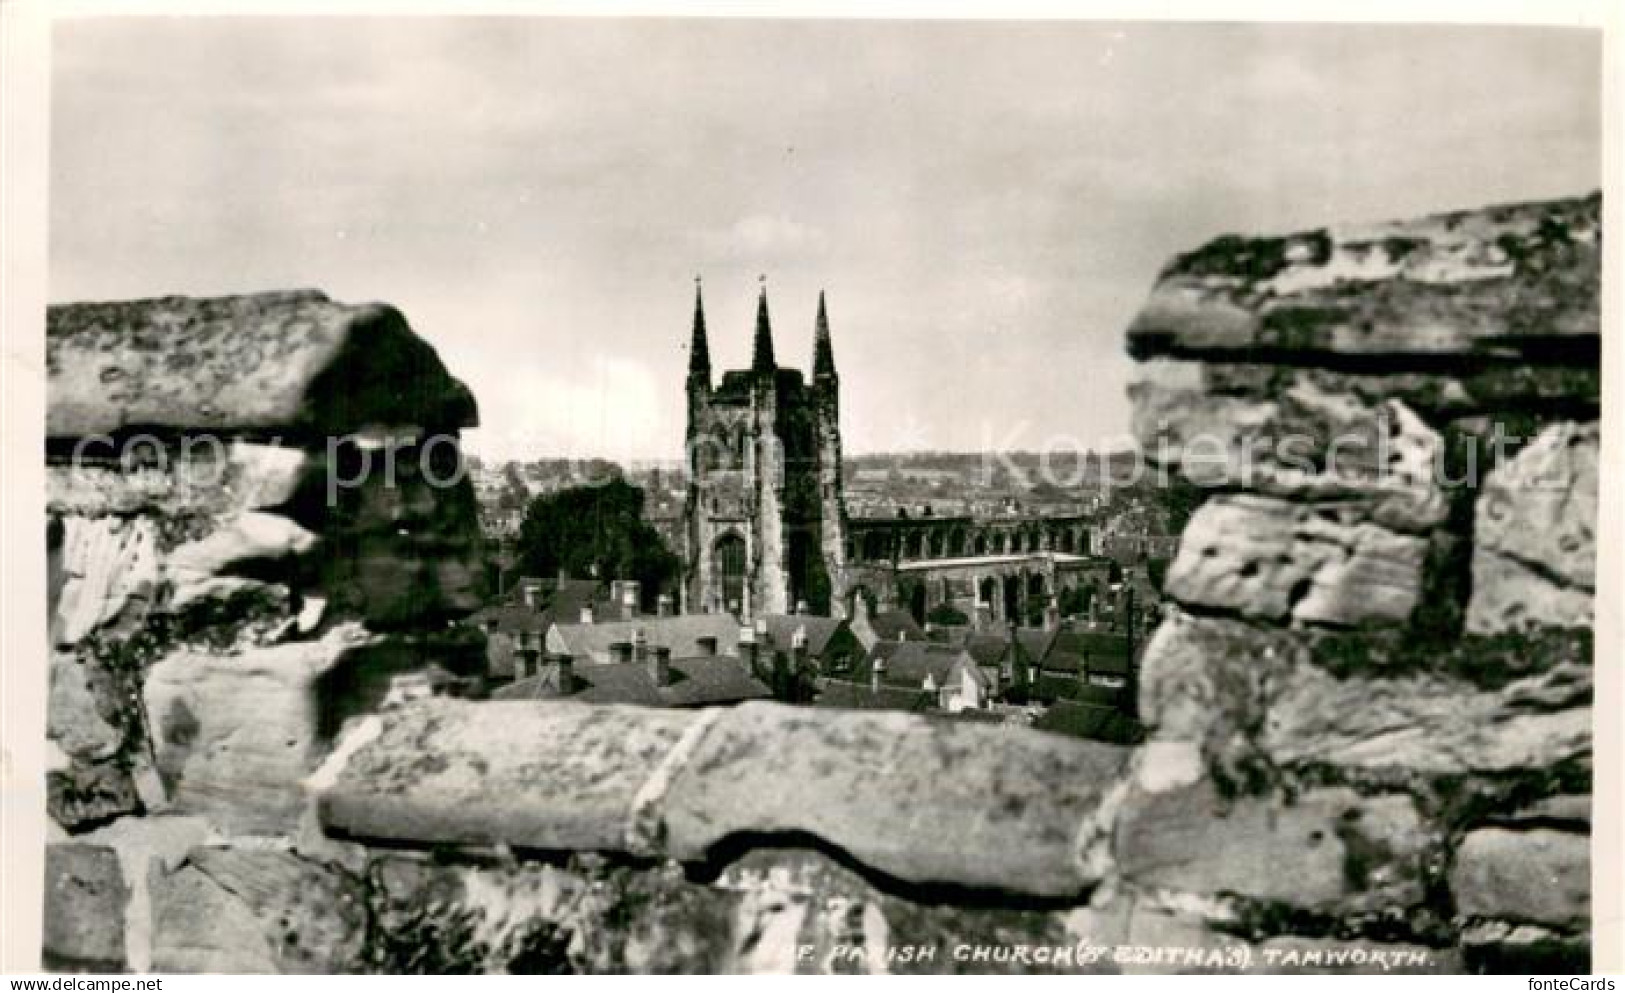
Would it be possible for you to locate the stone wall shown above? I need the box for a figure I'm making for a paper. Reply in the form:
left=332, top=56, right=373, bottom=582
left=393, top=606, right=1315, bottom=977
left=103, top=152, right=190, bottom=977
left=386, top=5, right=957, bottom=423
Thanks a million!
left=42, top=290, right=488, bottom=970
left=1124, top=191, right=1599, bottom=972
left=40, top=193, right=1599, bottom=975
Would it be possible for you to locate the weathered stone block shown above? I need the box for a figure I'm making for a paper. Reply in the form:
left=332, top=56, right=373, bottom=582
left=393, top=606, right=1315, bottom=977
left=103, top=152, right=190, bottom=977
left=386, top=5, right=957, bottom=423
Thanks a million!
left=1115, top=783, right=1432, bottom=913
left=76, top=815, right=214, bottom=973
left=1131, top=360, right=1447, bottom=532
left=1474, top=421, right=1597, bottom=587
left=1466, top=550, right=1594, bottom=636
left=1164, top=494, right=1428, bottom=625
left=1126, top=193, right=1599, bottom=362
left=143, top=622, right=378, bottom=834
left=664, top=701, right=1129, bottom=898
left=46, top=442, right=314, bottom=521
left=43, top=843, right=129, bottom=971
left=313, top=699, right=697, bottom=854
left=1263, top=660, right=1591, bottom=776
left=48, top=652, right=123, bottom=762
left=151, top=848, right=366, bottom=973
left=1137, top=609, right=1294, bottom=743
left=1451, top=828, right=1588, bottom=929
left=53, top=515, right=160, bottom=647
left=47, top=290, right=477, bottom=438
left=1467, top=421, right=1597, bottom=634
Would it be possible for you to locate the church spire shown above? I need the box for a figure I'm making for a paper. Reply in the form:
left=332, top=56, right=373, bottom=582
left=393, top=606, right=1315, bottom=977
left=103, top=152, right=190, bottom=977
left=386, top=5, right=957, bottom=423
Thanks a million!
left=812, top=290, right=836, bottom=380
left=751, top=278, right=776, bottom=373
left=688, top=276, right=711, bottom=386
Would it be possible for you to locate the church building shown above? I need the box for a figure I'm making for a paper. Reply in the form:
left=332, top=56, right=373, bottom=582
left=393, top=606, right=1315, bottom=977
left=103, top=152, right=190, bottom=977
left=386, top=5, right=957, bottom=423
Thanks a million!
left=682, top=280, right=849, bottom=619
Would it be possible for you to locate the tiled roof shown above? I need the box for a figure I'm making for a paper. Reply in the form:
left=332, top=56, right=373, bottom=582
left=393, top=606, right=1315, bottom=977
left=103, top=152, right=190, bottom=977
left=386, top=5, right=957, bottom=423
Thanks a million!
left=811, top=679, right=935, bottom=713
left=961, top=634, right=1008, bottom=667
left=853, top=642, right=992, bottom=698
left=758, top=614, right=849, bottom=657
left=961, top=627, right=1058, bottom=669
left=1031, top=700, right=1144, bottom=746
left=1017, top=627, right=1060, bottom=662
left=656, top=658, right=773, bottom=707
left=1034, top=672, right=1081, bottom=701
left=548, top=614, right=742, bottom=663
left=868, top=609, right=925, bottom=642
left=1043, top=627, right=1131, bottom=674
left=493, top=656, right=768, bottom=708
left=470, top=604, right=554, bottom=634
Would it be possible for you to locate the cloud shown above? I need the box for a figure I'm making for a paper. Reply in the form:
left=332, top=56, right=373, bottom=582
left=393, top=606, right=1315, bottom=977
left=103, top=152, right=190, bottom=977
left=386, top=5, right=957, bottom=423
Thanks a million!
left=699, top=214, right=829, bottom=262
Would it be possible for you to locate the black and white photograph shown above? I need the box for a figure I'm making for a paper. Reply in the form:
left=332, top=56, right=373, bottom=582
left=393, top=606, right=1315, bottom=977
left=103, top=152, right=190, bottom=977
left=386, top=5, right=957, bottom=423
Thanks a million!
left=1, top=3, right=1617, bottom=978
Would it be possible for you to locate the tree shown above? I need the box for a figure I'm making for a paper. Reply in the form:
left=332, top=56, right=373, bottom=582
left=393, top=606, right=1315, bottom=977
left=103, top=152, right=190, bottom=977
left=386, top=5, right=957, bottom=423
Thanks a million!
left=513, top=479, right=680, bottom=610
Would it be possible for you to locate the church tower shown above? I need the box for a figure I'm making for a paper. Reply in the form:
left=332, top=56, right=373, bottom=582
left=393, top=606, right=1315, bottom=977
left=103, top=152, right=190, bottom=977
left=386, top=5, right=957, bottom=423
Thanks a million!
left=683, top=280, right=849, bottom=619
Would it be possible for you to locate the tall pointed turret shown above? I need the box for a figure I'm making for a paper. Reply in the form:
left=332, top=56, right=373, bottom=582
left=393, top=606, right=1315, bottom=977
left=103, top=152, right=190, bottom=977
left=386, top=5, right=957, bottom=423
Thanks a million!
left=812, top=290, right=836, bottom=381
left=751, top=282, right=776, bottom=374
left=688, top=277, right=711, bottom=388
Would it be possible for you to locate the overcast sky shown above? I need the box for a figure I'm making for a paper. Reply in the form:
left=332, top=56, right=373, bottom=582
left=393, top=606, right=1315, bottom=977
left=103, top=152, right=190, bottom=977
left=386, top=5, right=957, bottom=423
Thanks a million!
left=50, top=18, right=1600, bottom=461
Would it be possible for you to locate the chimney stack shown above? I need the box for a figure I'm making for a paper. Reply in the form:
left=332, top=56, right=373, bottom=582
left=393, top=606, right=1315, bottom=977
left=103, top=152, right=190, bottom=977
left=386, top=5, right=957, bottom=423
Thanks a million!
left=1044, top=595, right=1061, bottom=631
left=794, top=599, right=808, bottom=616
left=739, top=625, right=760, bottom=677
left=657, top=593, right=674, bottom=618
left=649, top=645, right=671, bottom=688
left=550, top=652, right=574, bottom=695
left=580, top=605, right=595, bottom=625
left=621, top=580, right=640, bottom=621
left=871, top=654, right=886, bottom=693
left=632, top=627, right=649, bottom=663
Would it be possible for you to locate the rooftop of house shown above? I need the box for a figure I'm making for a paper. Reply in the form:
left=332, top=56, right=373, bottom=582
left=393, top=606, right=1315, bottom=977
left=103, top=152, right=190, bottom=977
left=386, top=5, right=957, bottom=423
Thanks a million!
left=854, top=641, right=989, bottom=694
left=811, top=678, right=935, bottom=713
left=1030, top=698, right=1144, bottom=746
left=549, top=613, right=743, bottom=662
left=1043, top=626, right=1132, bottom=674
left=492, top=656, right=769, bottom=708
left=470, top=603, right=554, bottom=635
left=862, top=608, right=926, bottom=643
left=757, top=614, right=852, bottom=658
